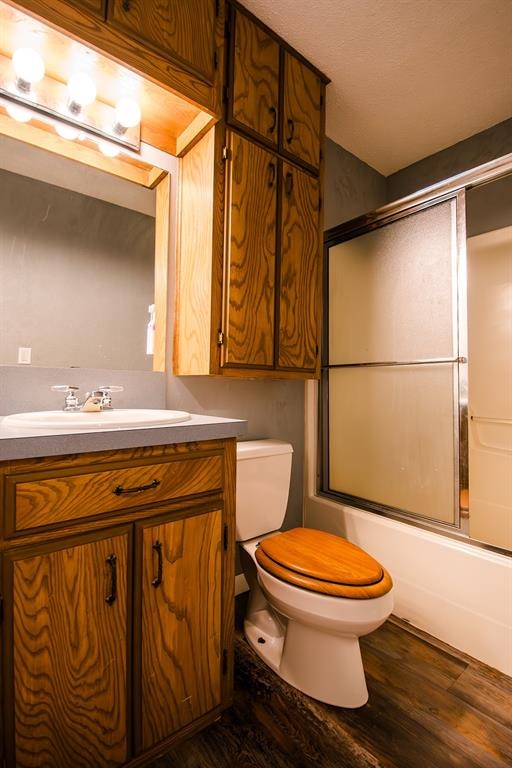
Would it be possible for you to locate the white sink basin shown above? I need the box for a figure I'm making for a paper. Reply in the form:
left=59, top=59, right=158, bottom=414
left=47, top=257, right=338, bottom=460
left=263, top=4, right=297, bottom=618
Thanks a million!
left=2, top=409, right=191, bottom=431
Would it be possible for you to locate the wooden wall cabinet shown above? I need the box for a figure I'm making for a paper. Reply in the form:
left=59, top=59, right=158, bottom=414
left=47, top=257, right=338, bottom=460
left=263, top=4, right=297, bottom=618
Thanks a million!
left=0, top=439, right=235, bottom=768
left=227, top=3, right=325, bottom=173
left=10, top=0, right=224, bottom=126
left=175, top=126, right=322, bottom=379
left=106, top=0, right=217, bottom=85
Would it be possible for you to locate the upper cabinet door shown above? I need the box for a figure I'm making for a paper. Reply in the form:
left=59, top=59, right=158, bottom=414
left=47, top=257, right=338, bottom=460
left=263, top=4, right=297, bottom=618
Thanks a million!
left=137, top=509, right=223, bottom=753
left=278, top=163, right=321, bottom=372
left=282, top=52, right=323, bottom=171
left=6, top=531, right=129, bottom=768
left=229, top=9, right=280, bottom=147
left=67, top=0, right=106, bottom=16
left=107, top=0, right=216, bottom=84
left=223, top=131, right=277, bottom=369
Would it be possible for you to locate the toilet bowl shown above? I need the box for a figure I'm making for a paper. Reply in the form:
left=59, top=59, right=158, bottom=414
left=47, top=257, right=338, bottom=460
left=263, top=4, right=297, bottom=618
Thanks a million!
left=236, top=440, right=394, bottom=708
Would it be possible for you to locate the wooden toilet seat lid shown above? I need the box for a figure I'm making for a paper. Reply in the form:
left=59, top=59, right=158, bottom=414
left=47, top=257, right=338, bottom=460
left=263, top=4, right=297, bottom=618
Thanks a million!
left=255, top=528, right=393, bottom=599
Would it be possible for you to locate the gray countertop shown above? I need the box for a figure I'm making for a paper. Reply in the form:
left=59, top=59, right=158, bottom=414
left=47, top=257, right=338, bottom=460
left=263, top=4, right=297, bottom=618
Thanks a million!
left=0, top=413, right=247, bottom=461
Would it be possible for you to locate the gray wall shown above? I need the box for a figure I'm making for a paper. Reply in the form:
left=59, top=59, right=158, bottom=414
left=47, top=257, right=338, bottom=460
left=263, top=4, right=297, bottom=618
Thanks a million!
left=0, top=169, right=155, bottom=370
left=324, top=138, right=387, bottom=229
left=387, top=118, right=512, bottom=201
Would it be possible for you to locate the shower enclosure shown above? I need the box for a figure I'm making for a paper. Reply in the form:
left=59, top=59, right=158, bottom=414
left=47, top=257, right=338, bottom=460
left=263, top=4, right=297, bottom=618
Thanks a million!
left=322, top=156, right=512, bottom=553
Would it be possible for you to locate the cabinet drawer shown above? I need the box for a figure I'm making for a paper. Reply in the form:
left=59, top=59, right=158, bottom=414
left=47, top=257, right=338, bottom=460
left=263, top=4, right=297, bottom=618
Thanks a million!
left=7, top=455, right=223, bottom=533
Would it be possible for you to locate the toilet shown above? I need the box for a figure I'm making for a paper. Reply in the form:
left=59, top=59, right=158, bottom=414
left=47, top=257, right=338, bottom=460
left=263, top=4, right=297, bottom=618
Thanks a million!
left=236, top=439, right=394, bottom=708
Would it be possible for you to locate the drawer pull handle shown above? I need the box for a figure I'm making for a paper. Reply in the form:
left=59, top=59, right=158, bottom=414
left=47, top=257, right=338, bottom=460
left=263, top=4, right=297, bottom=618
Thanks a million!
left=152, top=540, right=163, bottom=588
left=113, top=478, right=160, bottom=496
left=268, top=106, right=277, bottom=134
left=286, top=118, right=295, bottom=144
left=106, top=554, right=117, bottom=605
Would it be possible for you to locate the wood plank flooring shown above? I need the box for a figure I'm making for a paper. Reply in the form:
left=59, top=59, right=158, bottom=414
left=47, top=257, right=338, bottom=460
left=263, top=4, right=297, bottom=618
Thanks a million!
left=151, top=610, right=512, bottom=768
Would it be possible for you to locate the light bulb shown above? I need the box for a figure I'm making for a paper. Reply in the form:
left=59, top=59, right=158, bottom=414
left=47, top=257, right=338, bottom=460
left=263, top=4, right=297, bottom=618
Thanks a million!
left=67, top=73, right=96, bottom=113
left=114, top=97, right=141, bottom=131
left=5, top=102, right=32, bottom=123
left=12, top=48, right=45, bottom=92
left=55, top=122, right=79, bottom=140
left=98, top=139, right=119, bottom=158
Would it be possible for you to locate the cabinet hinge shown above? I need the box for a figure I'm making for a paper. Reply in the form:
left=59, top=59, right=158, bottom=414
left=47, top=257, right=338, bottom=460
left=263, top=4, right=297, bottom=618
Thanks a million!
left=215, top=0, right=220, bottom=17
left=222, top=649, right=228, bottom=675
left=223, top=523, right=229, bottom=550
left=0, top=597, right=3, bottom=625
left=223, top=85, right=229, bottom=104
left=217, top=330, right=225, bottom=345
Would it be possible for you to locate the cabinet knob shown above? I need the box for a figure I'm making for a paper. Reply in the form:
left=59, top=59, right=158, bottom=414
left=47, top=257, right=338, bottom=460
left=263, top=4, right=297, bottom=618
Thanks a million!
left=121, top=0, right=131, bottom=11
left=284, top=170, right=294, bottom=196
left=268, top=106, right=277, bottom=134
left=105, top=554, right=118, bottom=605
left=267, top=161, right=276, bottom=188
left=286, top=118, right=295, bottom=145
left=152, top=540, right=163, bottom=587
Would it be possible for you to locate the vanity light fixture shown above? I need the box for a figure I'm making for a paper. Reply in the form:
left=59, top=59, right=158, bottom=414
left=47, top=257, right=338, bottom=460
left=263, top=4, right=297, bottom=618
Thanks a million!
left=5, top=101, right=32, bottom=122
left=0, top=47, right=142, bottom=154
left=12, top=47, right=45, bottom=93
left=114, top=96, right=141, bottom=133
left=67, top=72, right=97, bottom=115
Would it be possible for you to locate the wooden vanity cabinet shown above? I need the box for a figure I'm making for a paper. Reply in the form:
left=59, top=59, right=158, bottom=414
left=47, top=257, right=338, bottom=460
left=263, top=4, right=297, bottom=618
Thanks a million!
left=226, top=3, right=325, bottom=173
left=0, top=439, right=236, bottom=768
left=66, top=0, right=106, bottom=17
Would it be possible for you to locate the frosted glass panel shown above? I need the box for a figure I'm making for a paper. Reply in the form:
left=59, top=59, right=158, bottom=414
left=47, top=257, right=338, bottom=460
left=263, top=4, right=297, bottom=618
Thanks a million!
left=329, top=200, right=456, bottom=364
left=328, top=365, right=456, bottom=523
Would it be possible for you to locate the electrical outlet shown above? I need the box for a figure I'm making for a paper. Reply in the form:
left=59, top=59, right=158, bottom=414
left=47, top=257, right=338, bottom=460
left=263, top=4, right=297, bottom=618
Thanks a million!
left=17, top=347, right=32, bottom=364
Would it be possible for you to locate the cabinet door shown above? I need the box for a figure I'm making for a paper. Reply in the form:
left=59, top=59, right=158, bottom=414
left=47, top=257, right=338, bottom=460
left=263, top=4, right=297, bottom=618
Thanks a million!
left=278, top=163, right=320, bottom=371
left=4, top=531, right=129, bottom=768
left=107, top=0, right=216, bottom=83
left=65, top=0, right=106, bottom=16
left=282, top=52, right=322, bottom=170
left=229, top=9, right=279, bottom=147
left=137, top=509, right=223, bottom=752
left=223, top=131, right=277, bottom=368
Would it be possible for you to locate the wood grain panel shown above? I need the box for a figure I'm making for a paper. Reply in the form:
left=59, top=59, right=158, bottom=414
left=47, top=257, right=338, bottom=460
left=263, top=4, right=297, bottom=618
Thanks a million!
left=153, top=173, right=171, bottom=373
left=282, top=52, right=322, bottom=170
left=107, top=0, right=215, bottom=83
left=230, top=10, right=279, bottom=146
left=69, top=0, right=106, bottom=17
left=139, top=510, right=222, bottom=751
left=278, top=163, right=320, bottom=371
left=12, top=455, right=223, bottom=531
left=8, top=532, right=129, bottom=768
left=174, top=128, right=215, bottom=375
left=224, top=132, right=277, bottom=367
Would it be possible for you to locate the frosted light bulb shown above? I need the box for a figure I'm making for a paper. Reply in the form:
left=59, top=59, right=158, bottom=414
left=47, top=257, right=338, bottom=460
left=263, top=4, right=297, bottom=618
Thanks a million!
left=5, top=102, right=32, bottom=123
left=55, top=122, right=79, bottom=140
left=12, top=48, right=45, bottom=91
left=98, top=139, right=119, bottom=158
left=67, top=73, right=96, bottom=113
left=114, top=97, right=141, bottom=130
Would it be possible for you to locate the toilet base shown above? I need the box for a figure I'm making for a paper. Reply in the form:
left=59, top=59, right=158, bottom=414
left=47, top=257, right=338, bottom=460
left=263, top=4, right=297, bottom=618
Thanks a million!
left=245, top=608, right=369, bottom=708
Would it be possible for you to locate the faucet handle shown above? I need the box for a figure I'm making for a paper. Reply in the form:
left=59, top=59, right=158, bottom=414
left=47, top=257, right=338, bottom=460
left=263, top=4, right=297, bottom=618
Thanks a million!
left=51, top=384, right=80, bottom=411
left=95, top=385, right=124, bottom=410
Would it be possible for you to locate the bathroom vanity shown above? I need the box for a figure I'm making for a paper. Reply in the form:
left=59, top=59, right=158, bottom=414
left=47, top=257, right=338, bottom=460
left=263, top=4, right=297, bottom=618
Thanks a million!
left=0, top=416, right=243, bottom=768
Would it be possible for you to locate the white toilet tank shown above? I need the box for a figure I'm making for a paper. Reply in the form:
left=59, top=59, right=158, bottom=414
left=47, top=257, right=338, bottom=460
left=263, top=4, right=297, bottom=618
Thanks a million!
left=236, top=439, right=293, bottom=542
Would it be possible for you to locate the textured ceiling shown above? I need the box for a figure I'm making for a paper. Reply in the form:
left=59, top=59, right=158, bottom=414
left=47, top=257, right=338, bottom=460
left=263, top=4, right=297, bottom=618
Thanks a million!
left=239, top=0, right=512, bottom=175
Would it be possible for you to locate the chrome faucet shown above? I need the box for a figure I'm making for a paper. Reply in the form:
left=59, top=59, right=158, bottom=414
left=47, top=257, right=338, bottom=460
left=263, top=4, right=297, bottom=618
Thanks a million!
left=51, top=385, right=124, bottom=412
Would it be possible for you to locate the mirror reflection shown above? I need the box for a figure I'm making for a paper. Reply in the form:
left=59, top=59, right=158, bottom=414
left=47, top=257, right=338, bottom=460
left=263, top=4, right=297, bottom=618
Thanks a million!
left=0, top=135, right=156, bottom=370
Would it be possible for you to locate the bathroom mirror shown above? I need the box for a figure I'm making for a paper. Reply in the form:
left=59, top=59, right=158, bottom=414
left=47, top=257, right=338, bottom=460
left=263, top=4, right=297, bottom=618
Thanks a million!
left=0, top=134, right=161, bottom=371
